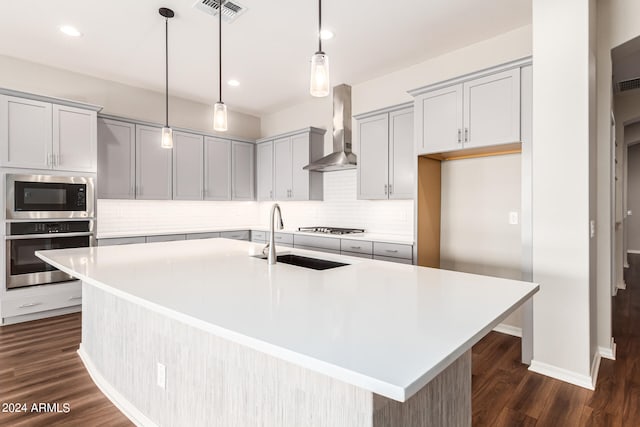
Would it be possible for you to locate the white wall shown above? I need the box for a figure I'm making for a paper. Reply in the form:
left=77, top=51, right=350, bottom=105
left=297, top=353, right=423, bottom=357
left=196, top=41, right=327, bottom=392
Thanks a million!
left=530, top=0, right=596, bottom=387
left=0, top=54, right=261, bottom=140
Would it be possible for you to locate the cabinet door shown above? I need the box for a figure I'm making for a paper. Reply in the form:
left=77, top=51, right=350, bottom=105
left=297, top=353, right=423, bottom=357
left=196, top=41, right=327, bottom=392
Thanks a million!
left=389, top=108, right=414, bottom=200
left=135, top=125, right=172, bottom=200
left=417, top=85, right=463, bottom=154
left=273, top=137, right=292, bottom=200
left=256, top=141, right=274, bottom=201
left=357, top=113, right=389, bottom=200
left=204, top=137, right=231, bottom=200
left=463, top=68, right=520, bottom=149
left=231, top=141, right=255, bottom=200
left=53, top=105, right=97, bottom=172
left=290, top=133, right=310, bottom=201
left=0, top=95, right=52, bottom=169
left=97, top=118, right=135, bottom=199
left=173, top=131, right=204, bottom=200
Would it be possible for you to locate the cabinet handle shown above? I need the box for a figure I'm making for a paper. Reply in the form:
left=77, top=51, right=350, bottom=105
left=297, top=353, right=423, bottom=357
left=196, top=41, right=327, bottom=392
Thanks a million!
left=385, top=249, right=399, bottom=253
left=68, top=296, right=82, bottom=301
left=457, top=129, right=462, bottom=144
left=350, top=246, right=361, bottom=250
left=19, top=302, right=42, bottom=308
left=464, top=128, right=469, bottom=142
left=270, top=190, right=273, bottom=199
left=389, top=184, right=393, bottom=195
left=384, top=184, right=388, bottom=195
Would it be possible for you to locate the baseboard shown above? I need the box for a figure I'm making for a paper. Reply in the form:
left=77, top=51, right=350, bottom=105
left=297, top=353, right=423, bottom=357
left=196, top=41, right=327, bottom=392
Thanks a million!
left=78, top=345, right=157, bottom=427
left=618, top=280, right=627, bottom=290
left=590, top=352, right=602, bottom=388
left=598, top=338, right=616, bottom=360
left=1, top=305, right=81, bottom=326
left=627, top=249, right=640, bottom=254
left=624, top=262, right=630, bottom=268
left=492, top=323, right=522, bottom=338
left=529, top=359, right=597, bottom=390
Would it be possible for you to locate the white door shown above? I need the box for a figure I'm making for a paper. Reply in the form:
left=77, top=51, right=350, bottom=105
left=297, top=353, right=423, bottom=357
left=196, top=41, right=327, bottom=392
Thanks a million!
left=135, top=125, right=172, bottom=200
left=463, top=68, right=521, bottom=149
left=231, top=141, right=254, bottom=200
left=290, top=133, right=310, bottom=201
left=0, top=95, right=52, bottom=169
left=256, top=141, right=274, bottom=201
left=53, top=104, right=97, bottom=172
left=273, top=137, right=292, bottom=200
left=389, top=108, right=414, bottom=199
left=97, top=118, right=135, bottom=199
left=418, top=85, right=463, bottom=155
left=173, top=131, right=204, bottom=200
left=357, top=113, right=389, bottom=200
left=204, top=137, right=231, bottom=200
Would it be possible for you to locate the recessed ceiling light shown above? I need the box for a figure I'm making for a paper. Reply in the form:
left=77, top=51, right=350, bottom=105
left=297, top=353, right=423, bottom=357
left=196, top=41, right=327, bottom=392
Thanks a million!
left=319, top=29, right=334, bottom=40
left=60, top=25, right=82, bottom=37
left=227, top=79, right=240, bottom=87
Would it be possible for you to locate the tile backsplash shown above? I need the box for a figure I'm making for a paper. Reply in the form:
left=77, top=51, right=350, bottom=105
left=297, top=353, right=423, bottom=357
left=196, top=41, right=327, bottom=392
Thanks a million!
left=98, top=170, right=414, bottom=238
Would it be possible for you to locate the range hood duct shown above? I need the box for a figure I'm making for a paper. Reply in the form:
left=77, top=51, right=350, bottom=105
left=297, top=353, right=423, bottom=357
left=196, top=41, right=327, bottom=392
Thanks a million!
left=303, top=84, right=357, bottom=172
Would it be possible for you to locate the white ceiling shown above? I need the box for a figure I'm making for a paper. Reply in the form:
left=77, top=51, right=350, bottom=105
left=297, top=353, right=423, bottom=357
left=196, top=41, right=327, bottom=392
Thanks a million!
left=0, top=0, right=531, bottom=116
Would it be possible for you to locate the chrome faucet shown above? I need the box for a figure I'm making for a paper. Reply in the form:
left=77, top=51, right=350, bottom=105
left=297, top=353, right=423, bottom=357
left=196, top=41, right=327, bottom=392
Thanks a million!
left=266, top=203, right=284, bottom=265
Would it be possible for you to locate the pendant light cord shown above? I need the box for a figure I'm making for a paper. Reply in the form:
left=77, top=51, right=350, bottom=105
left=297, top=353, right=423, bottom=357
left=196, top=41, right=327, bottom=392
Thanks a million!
left=165, top=16, right=169, bottom=127
left=318, top=0, right=322, bottom=53
left=219, top=0, right=223, bottom=103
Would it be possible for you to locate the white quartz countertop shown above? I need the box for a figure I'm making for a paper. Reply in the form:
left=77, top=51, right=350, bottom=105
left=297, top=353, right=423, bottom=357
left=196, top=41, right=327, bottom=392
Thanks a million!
left=37, top=239, right=537, bottom=402
left=97, top=226, right=414, bottom=245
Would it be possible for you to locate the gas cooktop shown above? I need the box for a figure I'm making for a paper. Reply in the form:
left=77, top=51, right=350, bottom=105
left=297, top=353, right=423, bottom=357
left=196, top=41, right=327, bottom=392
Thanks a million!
left=297, top=227, right=365, bottom=235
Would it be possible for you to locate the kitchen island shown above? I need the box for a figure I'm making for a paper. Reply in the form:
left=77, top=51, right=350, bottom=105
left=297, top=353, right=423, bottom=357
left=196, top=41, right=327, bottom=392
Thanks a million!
left=37, top=238, right=538, bottom=427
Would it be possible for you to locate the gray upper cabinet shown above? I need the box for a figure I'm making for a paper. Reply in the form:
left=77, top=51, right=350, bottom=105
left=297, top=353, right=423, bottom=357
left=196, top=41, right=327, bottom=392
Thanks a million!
left=260, top=128, right=324, bottom=201
left=256, top=140, right=274, bottom=201
left=231, top=141, right=254, bottom=200
left=0, top=95, right=97, bottom=172
left=413, top=65, right=523, bottom=155
left=97, top=118, right=135, bottom=199
left=135, top=125, right=172, bottom=200
left=173, top=131, right=204, bottom=200
left=53, top=104, right=97, bottom=172
left=204, top=136, right=232, bottom=200
left=356, top=106, right=414, bottom=200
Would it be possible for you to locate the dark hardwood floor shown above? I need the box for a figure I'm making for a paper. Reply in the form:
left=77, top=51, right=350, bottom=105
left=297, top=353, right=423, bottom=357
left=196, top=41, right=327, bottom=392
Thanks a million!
left=1, top=256, right=639, bottom=426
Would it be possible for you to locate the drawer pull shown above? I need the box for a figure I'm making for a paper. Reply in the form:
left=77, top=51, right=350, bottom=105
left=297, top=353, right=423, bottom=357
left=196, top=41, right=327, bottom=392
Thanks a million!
left=385, top=249, right=399, bottom=253
left=350, top=246, right=361, bottom=250
left=68, top=296, right=82, bottom=301
left=19, top=302, right=42, bottom=308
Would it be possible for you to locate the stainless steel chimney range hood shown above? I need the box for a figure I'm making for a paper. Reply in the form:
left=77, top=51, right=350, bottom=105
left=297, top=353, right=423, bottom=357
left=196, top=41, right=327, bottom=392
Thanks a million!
left=303, top=84, right=357, bottom=172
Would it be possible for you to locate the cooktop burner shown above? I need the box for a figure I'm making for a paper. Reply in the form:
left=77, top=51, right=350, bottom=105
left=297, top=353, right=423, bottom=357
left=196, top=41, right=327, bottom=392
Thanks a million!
left=298, top=227, right=365, bottom=235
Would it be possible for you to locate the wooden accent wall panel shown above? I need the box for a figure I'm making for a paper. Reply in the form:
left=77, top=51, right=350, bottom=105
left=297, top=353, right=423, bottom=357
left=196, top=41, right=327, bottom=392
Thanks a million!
left=417, top=156, right=442, bottom=267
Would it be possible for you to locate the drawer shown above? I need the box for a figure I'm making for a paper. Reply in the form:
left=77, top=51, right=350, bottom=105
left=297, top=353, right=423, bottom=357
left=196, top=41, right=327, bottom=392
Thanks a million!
left=147, top=234, right=186, bottom=243
left=251, top=230, right=267, bottom=241
left=373, top=255, right=413, bottom=265
left=373, top=242, right=413, bottom=260
left=273, top=233, right=293, bottom=245
left=295, top=245, right=341, bottom=255
left=220, top=230, right=250, bottom=241
left=341, top=251, right=373, bottom=259
left=186, top=232, right=220, bottom=240
left=293, top=235, right=340, bottom=251
left=98, top=237, right=146, bottom=246
left=340, top=239, right=373, bottom=255
left=2, top=283, right=82, bottom=318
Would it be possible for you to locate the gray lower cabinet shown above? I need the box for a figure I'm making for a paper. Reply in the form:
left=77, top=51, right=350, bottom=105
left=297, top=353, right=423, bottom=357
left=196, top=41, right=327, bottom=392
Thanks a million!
left=341, top=252, right=373, bottom=259
left=231, top=141, right=254, bottom=200
left=186, top=232, right=220, bottom=240
left=97, top=118, right=135, bottom=199
left=293, top=235, right=341, bottom=254
left=373, top=242, right=413, bottom=264
left=97, top=237, right=146, bottom=246
left=146, top=234, right=186, bottom=243
left=204, top=137, right=232, bottom=200
left=251, top=230, right=267, bottom=242
left=220, top=230, right=250, bottom=241
left=256, top=141, right=274, bottom=201
left=173, top=131, right=204, bottom=200
left=373, top=255, right=413, bottom=264
left=136, top=125, right=172, bottom=200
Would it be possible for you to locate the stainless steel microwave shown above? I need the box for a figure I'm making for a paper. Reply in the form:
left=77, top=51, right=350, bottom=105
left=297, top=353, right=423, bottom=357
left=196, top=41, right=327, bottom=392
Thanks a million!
left=6, top=174, right=95, bottom=220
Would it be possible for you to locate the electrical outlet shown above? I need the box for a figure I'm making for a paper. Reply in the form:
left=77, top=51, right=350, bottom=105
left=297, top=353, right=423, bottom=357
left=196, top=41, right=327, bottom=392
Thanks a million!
left=157, top=362, right=166, bottom=389
left=508, top=211, right=519, bottom=225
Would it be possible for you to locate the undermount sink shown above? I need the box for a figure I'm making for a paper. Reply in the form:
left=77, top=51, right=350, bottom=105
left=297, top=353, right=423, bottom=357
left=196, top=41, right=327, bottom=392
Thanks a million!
left=256, top=254, right=349, bottom=270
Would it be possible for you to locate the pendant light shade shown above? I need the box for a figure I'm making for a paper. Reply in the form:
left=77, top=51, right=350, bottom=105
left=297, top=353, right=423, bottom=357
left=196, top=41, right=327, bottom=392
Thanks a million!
left=159, top=7, right=174, bottom=149
left=214, top=0, right=229, bottom=132
left=310, top=0, right=329, bottom=97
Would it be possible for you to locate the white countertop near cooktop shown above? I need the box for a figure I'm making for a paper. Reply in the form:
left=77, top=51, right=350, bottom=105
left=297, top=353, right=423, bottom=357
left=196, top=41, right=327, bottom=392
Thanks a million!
left=97, top=226, right=414, bottom=245
left=36, top=238, right=537, bottom=402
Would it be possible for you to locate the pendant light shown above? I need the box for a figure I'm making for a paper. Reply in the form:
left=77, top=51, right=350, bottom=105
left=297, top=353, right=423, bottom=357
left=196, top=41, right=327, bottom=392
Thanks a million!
left=159, top=7, right=174, bottom=149
left=310, top=0, right=329, bottom=97
left=213, top=0, right=228, bottom=131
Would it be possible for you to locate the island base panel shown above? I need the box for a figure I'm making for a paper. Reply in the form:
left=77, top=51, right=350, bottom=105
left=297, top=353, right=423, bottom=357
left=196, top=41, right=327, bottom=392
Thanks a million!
left=80, top=282, right=471, bottom=427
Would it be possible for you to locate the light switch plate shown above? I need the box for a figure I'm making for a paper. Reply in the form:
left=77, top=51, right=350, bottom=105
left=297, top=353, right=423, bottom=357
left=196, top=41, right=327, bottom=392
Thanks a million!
left=590, top=220, right=596, bottom=238
left=157, top=362, right=166, bottom=389
left=509, top=212, right=519, bottom=225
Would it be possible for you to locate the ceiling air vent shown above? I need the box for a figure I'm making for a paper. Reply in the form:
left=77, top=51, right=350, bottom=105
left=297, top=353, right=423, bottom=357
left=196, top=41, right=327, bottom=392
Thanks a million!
left=618, top=77, right=640, bottom=92
left=192, top=0, right=248, bottom=23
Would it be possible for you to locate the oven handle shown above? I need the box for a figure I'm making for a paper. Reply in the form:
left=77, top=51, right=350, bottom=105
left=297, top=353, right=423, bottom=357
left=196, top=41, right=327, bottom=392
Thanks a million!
left=5, top=232, right=94, bottom=240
